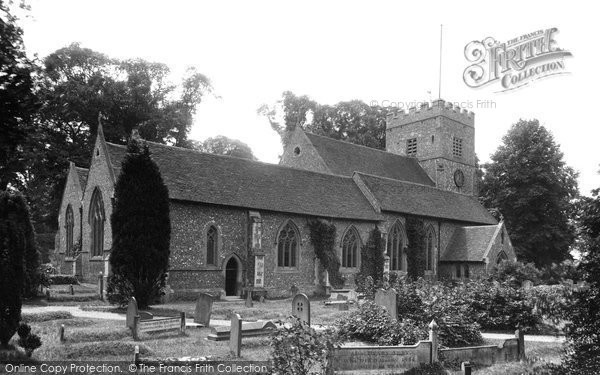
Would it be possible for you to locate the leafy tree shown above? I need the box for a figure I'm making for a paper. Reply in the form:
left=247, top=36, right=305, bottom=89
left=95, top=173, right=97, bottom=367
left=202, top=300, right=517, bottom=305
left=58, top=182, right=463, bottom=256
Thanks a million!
left=0, top=190, right=27, bottom=347
left=0, top=0, right=37, bottom=190
left=479, top=120, right=578, bottom=266
left=259, top=91, right=389, bottom=149
left=108, top=140, right=170, bottom=308
left=561, top=187, right=600, bottom=373
left=189, top=135, right=256, bottom=160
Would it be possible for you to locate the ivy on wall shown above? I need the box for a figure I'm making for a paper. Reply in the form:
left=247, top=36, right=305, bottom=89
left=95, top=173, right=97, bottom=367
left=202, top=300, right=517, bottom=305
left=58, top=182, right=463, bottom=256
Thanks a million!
left=406, top=217, right=426, bottom=280
left=357, top=226, right=385, bottom=285
left=307, top=219, right=345, bottom=288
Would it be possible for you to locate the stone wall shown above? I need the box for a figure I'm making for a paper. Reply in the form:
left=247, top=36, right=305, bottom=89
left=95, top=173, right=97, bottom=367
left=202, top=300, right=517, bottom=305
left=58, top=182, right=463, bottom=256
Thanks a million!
left=55, top=165, right=83, bottom=275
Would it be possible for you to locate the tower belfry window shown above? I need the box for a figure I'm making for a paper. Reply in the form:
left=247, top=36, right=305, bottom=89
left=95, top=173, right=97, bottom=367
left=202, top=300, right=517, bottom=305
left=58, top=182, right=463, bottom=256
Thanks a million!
left=452, top=137, right=463, bottom=158
left=406, top=138, right=417, bottom=157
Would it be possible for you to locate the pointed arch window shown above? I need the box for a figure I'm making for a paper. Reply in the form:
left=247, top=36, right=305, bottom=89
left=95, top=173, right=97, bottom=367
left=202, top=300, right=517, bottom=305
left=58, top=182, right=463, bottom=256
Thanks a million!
left=342, top=227, right=360, bottom=268
left=206, top=225, right=218, bottom=266
left=89, top=188, right=105, bottom=257
left=425, top=227, right=436, bottom=271
left=277, top=222, right=299, bottom=268
left=65, top=204, right=74, bottom=257
left=497, top=251, right=508, bottom=264
left=387, top=222, right=406, bottom=271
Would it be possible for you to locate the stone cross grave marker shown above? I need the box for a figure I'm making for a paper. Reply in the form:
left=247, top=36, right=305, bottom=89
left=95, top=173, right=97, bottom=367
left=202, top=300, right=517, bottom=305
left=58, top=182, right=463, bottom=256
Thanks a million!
left=292, top=293, right=310, bottom=325
left=194, top=293, right=213, bottom=326
left=229, top=314, right=242, bottom=357
left=375, top=289, right=397, bottom=321
left=126, top=297, right=139, bottom=329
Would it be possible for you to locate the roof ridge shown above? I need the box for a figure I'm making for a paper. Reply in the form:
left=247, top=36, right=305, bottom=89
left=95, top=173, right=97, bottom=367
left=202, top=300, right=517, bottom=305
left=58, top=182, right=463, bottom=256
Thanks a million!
left=105, top=140, right=360, bottom=182
left=356, top=171, right=473, bottom=193
left=305, top=131, right=419, bottom=161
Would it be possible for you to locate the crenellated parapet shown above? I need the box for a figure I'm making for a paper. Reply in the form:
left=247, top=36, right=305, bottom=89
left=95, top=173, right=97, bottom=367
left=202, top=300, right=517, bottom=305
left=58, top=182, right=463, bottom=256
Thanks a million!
left=386, top=99, right=475, bottom=129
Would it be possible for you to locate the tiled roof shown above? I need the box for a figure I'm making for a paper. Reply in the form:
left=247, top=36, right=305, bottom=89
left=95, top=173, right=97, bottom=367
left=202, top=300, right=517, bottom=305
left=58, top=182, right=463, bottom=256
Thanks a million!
left=442, top=225, right=499, bottom=262
left=105, top=142, right=382, bottom=221
left=305, top=132, right=435, bottom=186
left=75, top=167, right=89, bottom=190
left=356, top=173, right=497, bottom=225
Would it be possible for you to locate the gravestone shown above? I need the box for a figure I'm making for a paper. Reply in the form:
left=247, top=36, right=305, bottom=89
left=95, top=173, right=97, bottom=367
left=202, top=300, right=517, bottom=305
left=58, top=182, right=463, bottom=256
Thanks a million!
left=348, top=290, right=358, bottom=301
left=521, top=280, right=533, bottom=290
left=292, top=293, right=310, bottom=325
left=375, top=289, right=397, bottom=321
left=337, top=294, right=349, bottom=311
left=229, top=314, right=242, bottom=357
left=194, top=293, right=213, bottom=326
left=245, top=290, right=253, bottom=308
left=126, top=297, right=139, bottom=329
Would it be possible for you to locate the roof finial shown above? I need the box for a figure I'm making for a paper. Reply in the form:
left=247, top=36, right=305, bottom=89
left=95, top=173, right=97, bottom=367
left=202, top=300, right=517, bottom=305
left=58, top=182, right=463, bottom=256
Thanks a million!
left=97, top=111, right=106, bottom=139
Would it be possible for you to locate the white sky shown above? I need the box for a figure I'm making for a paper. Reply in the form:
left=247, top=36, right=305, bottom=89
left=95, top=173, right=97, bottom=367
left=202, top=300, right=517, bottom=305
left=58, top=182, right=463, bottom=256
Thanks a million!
left=18, top=0, right=600, bottom=195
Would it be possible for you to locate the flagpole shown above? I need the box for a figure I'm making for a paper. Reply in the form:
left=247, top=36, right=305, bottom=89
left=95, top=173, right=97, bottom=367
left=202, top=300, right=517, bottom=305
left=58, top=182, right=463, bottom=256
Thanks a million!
left=438, top=24, right=443, bottom=99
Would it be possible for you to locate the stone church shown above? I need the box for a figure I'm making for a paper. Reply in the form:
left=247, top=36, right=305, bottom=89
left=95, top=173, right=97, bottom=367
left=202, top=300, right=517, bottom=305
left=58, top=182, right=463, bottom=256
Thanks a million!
left=54, top=99, right=516, bottom=298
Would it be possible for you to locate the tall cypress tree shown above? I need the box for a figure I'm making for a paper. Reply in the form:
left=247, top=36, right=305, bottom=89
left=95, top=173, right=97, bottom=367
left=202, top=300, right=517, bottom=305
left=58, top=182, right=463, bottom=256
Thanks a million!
left=108, top=140, right=170, bottom=308
left=0, top=191, right=27, bottom=347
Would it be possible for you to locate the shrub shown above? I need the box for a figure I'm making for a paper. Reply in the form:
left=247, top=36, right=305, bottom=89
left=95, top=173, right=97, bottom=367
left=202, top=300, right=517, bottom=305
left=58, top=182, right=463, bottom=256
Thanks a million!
left=406, top=218, right=426, bottom=280
left=356, top=226, right=385, bottom=288
left=467, top=280, right=540, bottom=331
left=109, top=140, right=171, bottom=309
left=270, top=317, right=339, bottom=375
left=490, top=260, right=541, bottom=287
left=0, top=190, right=27, bottom=348
left=49, top=274, right=79, bottom=285
left=307, top=219, right=344, bottom=288
left=17, top=323, right=42, bottom=357
left=106, top=273, right=135, bottom=308
left=526, top=284, right=572, bottom=324
left=335, top=301, right=427, bottom=346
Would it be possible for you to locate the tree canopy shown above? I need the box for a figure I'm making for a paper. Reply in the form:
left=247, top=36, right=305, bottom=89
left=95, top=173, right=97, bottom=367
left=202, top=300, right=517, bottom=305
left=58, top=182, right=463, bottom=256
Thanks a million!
left=189, top=135, right=256, bottom=160
left=479, top=119, right=579, bottom=266
left=259, top=91, right=389, bottom=149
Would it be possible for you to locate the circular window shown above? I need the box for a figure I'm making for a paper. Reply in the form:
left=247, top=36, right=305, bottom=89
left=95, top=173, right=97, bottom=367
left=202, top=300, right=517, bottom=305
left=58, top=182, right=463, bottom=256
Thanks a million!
left=293, top=146, right=301, bottom=156
left=454, top=169, right=465, bottom=187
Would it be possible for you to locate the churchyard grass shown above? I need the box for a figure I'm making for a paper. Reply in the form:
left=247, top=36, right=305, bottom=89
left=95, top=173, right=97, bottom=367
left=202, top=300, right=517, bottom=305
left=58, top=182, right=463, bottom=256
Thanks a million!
left=470, top=339, right=562, bottom=374
left=15, top=312, right=273, bottom=361
left=80, top=297, right=349, bottom=325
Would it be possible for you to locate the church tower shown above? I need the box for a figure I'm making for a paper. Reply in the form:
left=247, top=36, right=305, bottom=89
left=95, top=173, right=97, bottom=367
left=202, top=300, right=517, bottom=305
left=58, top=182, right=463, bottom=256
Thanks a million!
left=386, top=99, right=476, bottom=195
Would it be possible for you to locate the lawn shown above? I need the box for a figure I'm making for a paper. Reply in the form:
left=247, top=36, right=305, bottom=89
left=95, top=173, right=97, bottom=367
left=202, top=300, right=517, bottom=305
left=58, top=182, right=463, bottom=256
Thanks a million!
left=12, top=312, right=273, bottom=362
left=13, top=297, right=566, bottom=374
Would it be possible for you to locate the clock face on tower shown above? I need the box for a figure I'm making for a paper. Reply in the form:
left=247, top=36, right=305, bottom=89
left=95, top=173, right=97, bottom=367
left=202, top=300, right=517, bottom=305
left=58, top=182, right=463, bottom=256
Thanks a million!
left=454, top=169, right=465, bottom=187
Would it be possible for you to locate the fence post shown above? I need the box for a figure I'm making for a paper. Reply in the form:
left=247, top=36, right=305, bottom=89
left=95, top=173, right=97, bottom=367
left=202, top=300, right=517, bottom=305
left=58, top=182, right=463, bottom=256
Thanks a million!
left=133, top=345, right=140, bottom=366
left=58, top=324, right=65, bottom=343
left=180, top=312, right=186, bottom=335
left=429, top=320, right=439, bottom=363
left=132, top=315, right=140, bottom=341
left=515, top=328, right=525, bottom=360
left=98, top=272, right=104, bottom=300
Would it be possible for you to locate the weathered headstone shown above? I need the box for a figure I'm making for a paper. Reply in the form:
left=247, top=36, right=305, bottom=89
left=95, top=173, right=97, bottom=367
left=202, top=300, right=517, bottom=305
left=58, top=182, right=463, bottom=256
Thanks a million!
left=292, top=293, right=310, bottom=325
left=194, top=293, right=213, bottom=326
left=521, top=280, right=533, bottom=290
left=245, top=290, right=253, bottom=308
left=374, top=289, right=397, bottom=321
left=229, top=314, right=242, bottom=357
left=348, top=290, right=358, bottom=301
left=126, top=297, right=139, bottom=329
left=337, top=294, right=349, bottom=311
